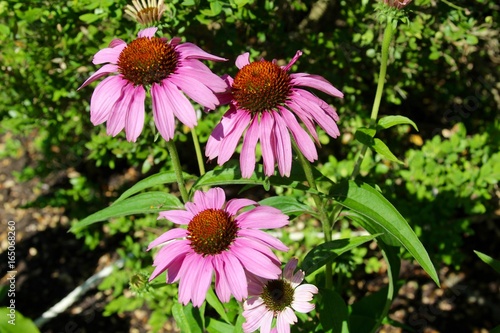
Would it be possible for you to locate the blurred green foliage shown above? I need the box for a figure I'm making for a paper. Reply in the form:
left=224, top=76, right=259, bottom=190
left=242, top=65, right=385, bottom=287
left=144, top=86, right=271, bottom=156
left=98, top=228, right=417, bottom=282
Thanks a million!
left=1, top=0, right=498, bottom=330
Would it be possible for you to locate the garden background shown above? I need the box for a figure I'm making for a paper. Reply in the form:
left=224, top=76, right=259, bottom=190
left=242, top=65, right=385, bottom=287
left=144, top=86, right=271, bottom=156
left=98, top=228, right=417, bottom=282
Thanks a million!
left=0, top=0, right=499, bottom=332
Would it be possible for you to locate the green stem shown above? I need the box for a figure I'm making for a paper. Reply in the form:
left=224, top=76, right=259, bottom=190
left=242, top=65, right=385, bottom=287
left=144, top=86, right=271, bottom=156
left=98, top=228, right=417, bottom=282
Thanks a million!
left=165, top=140, right=189, bottom=203
left=293, top=141, right=333, bottom=289
left=190, top=127, right=206, bottom=176
left=351, top=16, right=395, bottom=180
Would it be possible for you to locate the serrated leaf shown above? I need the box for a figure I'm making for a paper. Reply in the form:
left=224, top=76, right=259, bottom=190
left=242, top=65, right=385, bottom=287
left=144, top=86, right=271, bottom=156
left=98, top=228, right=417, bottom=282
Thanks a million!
left=372, top=138, right=404, bottom=164
left=474, top=251, right=500, bottom=274
left=258, top=196, right=313, bottom=217
left=378, top=115, right=418, bottom=131
left=330, top=181, right=440, bottom=286
left=70, top=192, right=183, bottom=232
left=302, top=235, right=380, bottom=275
left=114, top=171, right=195, bottom=204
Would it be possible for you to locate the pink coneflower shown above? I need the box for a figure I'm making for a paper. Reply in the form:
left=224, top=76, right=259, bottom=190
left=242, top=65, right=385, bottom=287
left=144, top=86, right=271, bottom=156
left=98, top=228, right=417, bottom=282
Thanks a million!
left=147, top=188, right=289, bottom=307
left=79, top=27, right=227, bottom=142
left=242, top=258, right=318, bottom=333
left=206, top=51, right=343, bottom=178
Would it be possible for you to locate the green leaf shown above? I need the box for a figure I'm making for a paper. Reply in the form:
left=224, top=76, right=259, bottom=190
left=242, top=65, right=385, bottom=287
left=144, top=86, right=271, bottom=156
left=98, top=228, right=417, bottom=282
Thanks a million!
left=192, top=162, right=269, bottom=190
left=172, top=303, right=205, bottom=333
left=70, top=192, right=183, bottom=232
left=349, top=287, right=389, bottom=333
left=372, top=138, right=404, bottom=164
left=377, top=115, right=418, bottom=131
left=318, top=289, right=350, bottom=333
left=206, top=287, right=230, bottom=323
left=302, top=235, right=381, bottom=275
left=474, top=250, right=500, bottom=274
left=354, top=128, right=376, bottom=146
left=114, top=171, right=195, bottom=204
left=206, top=319, right=234, bottom=333
left=330, top=181, right=440, bottom=286
left=79, top=13, right=104, bottom=24
left=258, top=196, right=313, bottom=217
left=490, top=325, right=500, bottom=333
left=0, top=308, right=40, bottom=333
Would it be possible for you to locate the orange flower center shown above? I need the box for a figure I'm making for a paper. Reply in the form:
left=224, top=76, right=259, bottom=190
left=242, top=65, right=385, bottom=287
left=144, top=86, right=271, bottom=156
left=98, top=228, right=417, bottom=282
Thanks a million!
left=118, top=37, right=178, bottom=86
left=187, top=209, right=238, bottom=256
left=232, top=61, right=291, bottom=113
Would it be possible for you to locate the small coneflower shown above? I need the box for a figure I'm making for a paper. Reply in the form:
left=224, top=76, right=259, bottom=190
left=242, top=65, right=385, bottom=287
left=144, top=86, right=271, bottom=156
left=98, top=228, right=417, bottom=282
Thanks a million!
left=125, top=0, right=166, bottom=26
left=206, top=51, right=343, bottom=178
left=383, top=0, right=412, bottom=9
left=242, top=258, right=318, bottom=333
left=79, top=27, right=227, bottom=142
left=147, top=188, right=289, bottom=307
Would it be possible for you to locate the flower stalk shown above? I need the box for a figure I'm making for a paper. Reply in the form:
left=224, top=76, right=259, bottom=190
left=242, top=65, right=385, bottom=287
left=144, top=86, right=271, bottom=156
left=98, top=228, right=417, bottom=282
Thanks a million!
left=351, top=15, right=395, bottom=180
left=165, top=140, right=189, bottom=203
left=190, top=126, right=206, bottom=176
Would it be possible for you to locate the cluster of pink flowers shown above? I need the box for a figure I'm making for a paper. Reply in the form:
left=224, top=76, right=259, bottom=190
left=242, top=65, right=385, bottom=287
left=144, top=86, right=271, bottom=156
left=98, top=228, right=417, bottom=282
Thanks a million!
left=80, top=28, right=342, bottom=178
left=80, top=25, right=340, bottom=332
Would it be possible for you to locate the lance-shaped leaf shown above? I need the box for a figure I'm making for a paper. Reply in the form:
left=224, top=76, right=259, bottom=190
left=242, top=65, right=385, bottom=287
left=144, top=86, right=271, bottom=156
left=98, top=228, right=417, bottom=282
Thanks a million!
left=474, top=250, right=500, bottom=274
left=258, top=196, right=313, bottom=218
left=330, top=180, right=440, bottom=286
left=378, top=115, right=418, bottom=131
left=302, top=234, right=381, bottom=275
left=70, top=191, right=183, bottom=232
left=114, top=171, right=196, bottom=204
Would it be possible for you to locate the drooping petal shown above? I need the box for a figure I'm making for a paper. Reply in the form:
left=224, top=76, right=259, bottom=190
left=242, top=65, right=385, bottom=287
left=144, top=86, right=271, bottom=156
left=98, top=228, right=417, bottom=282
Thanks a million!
left=216, top=109, right=252, bottom=165
left=213, top=256, right=232, bottom=303
left=89, top=75, right=124, bottom=124
left=236, top=206, right=289, bottom=229
left=238, top=229, right=288, bottom=252
left=191, top=256, right=214, bottom=307
left=160, top=80, right=198, bottom=128
left=220, top=252, right=248, bottom=301
left=169, top=73, right=220, bottom=109
left=147, top=228, right=188, bottom=250
left=292, top=91, right=340, bottom=138
left=230, top=243, right=281, bottom=279
left=106, top=83, right=135, bottom=137
left=279, top=107, right=318, bottom=162
left=290, top=72, right=344, bottom=98
left=225, top=198, right=257, bottom=216
left=240, top=115, right=260, bottom=178
left=272, top=113, right=292, bottom=177
left=259, top=111, right=276, bottom=176
left=125, top=86, right=146, bottom=142
left=79, top=64, right=119, bottom=90
left=176, top=62, right=228, bottom=93
left=277, top=307, right=297, bottom=332
left=151, top=82, right=176, bottom=141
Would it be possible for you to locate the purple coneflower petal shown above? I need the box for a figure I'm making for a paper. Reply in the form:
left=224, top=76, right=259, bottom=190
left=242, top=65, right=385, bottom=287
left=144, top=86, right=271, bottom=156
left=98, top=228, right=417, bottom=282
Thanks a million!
left=169, top=73, right=220, bottom=109
left=138, top=26, right=158, bottom=38
left=259, top=112, right=276, bottom=176
left=279, top=107, right=318, bottom=162
left=92, top=44, right=126, bottom=65
left=107, top=84, right=136, bottom=137
left=236, top=206, right=289, bottom=229
left=225, top=197, right=257, bottom=216
left=220, top=252, right=248, bottom=301
left=290, top=73, right=344, bottom=98
left=217, top=109, right=252, bottom=165
left=158, top=209, right=193, bottom=225
left=236, top=52, right=251, bottom=69
left=176, top=42, right=227, bottom=62
left=238, top=229, right=288, bottom=252
left=240, top=116, right=260, bottom=177
left=79, top=64, right=119, bottom=90
left=125, top=86, right=146, bottom=142
left=272, top=113, right=292, bottom=177
left=147, top=228, right=188, bottom=250
left=89, top=75, right=124, bottom=125
left=161, top=80, right=198, bottom=128
left=151, top=82, right=176, bottom=141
